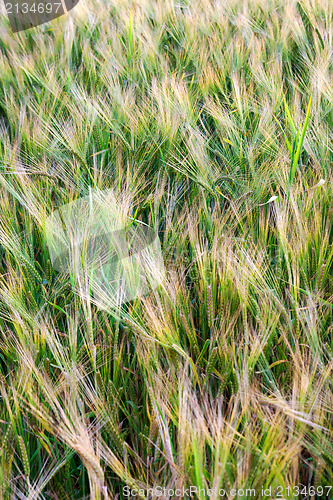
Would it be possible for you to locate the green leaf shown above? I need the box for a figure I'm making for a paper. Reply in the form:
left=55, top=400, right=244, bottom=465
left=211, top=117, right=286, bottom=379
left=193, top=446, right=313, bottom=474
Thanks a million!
left=283, top=95, right=297, bottom=136
left=288, top=94, right=313, bottom=197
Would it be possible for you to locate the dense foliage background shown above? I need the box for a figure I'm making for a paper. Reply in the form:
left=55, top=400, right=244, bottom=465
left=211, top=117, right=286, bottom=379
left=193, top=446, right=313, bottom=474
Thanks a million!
left=0, top=0, right=333, bottom=497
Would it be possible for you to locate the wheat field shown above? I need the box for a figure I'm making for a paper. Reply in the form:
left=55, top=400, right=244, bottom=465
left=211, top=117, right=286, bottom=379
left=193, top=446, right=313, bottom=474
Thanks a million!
left=0, top=0, right=333, bottom=498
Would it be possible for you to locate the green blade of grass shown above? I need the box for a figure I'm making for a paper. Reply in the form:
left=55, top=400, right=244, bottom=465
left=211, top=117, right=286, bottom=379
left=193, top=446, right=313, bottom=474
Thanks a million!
left=288, top=94, right=313, bottom=196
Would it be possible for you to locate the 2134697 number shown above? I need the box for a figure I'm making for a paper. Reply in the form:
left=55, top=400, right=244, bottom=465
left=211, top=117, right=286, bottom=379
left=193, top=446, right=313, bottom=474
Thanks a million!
left=5, top=3, right=62, bottom=14
left=276, top=485, right=332, bottom=497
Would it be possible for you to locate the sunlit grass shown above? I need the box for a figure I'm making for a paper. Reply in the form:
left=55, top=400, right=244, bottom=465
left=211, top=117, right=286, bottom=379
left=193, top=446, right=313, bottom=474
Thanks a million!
left=0, top=0, right=333, bottom=498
